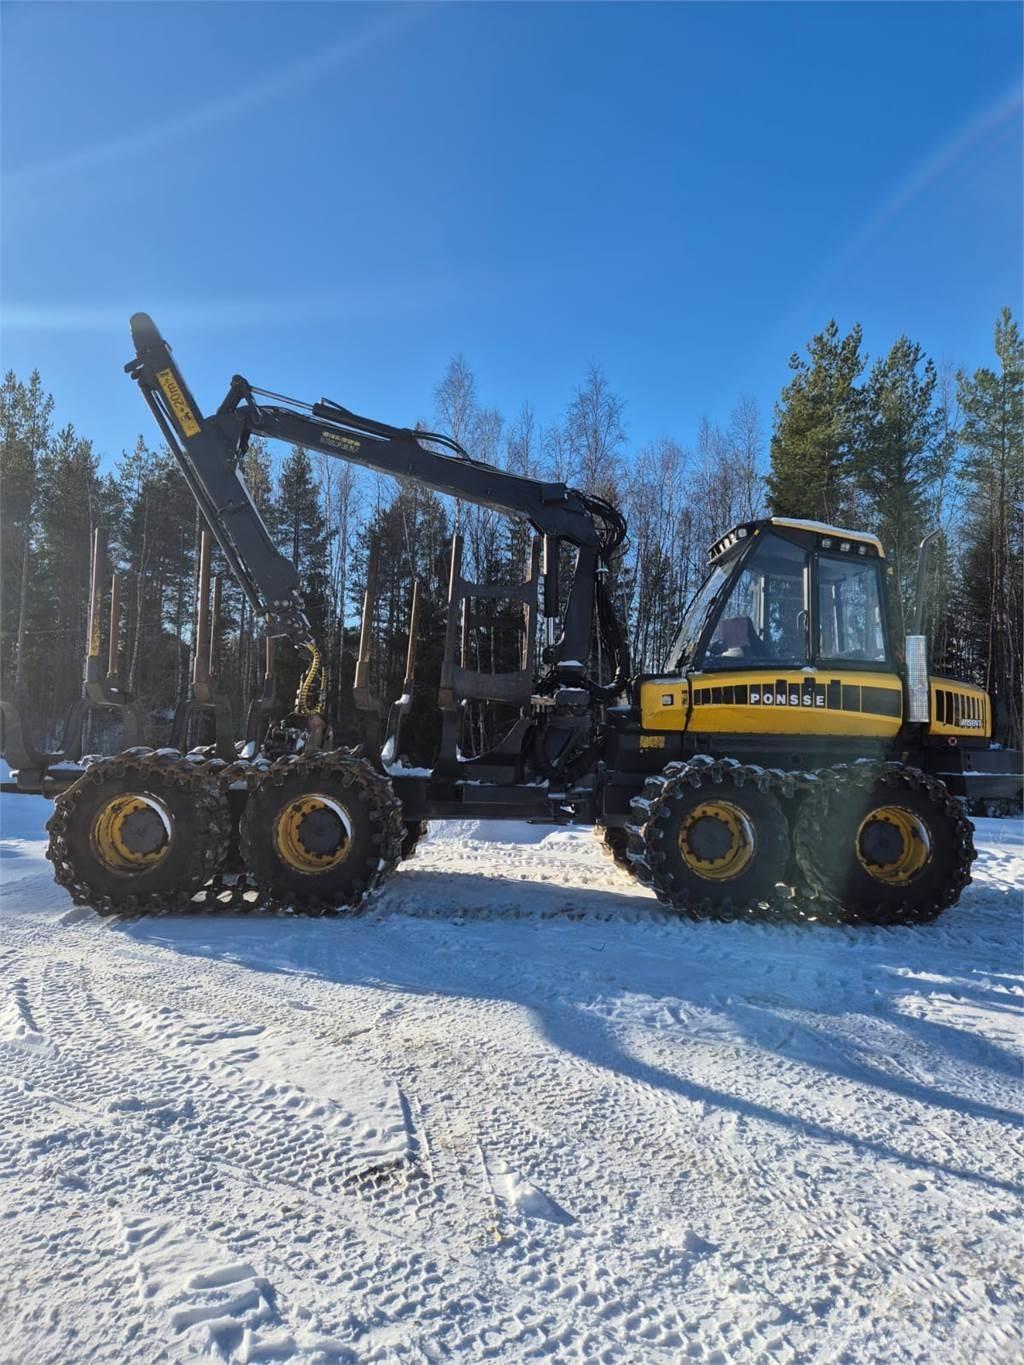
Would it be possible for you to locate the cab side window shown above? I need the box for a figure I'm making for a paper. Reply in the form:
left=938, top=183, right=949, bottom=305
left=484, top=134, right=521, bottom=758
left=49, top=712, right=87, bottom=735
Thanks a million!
left=817, top=558, right=887, bottom=663
left=704, top=534, right=808, bottom=665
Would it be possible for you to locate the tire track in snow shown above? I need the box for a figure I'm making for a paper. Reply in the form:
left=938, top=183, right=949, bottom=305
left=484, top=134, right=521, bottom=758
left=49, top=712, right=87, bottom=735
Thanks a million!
left=0, top=814, right=1020, bottom=1362
left=32, top=961, right=416, bottom=1202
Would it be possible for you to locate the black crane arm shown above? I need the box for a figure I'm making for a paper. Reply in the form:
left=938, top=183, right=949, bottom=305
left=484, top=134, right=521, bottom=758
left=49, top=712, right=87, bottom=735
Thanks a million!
left=126, top=314, right=620, bottom=622
left=236, top=401, right=604, bottom=551
left=126, top=315, right=310, bottom=641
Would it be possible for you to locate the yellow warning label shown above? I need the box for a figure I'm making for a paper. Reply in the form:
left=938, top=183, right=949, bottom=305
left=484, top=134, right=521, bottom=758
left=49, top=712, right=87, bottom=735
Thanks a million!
left=156, top=368, right=200, bottom=437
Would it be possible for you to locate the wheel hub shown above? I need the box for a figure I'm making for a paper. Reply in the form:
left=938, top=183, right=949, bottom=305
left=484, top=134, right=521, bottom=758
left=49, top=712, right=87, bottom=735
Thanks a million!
left=679, top=801, right=756, bottom=881
left=856, top=805, right=931, bottom=884
left=687, top=815, right=734, bottom=862
left=299, top=806, right=345, bottom=854
left=92, top=794, right=172, bottom=872
left=274, top=794, right=352, bottom=874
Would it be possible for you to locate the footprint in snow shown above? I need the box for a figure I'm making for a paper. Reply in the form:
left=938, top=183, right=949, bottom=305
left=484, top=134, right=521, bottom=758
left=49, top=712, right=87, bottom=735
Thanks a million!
left=119, top=1213, right=283, bottom=1359
left=488, top=1159, right=575, bottom=1224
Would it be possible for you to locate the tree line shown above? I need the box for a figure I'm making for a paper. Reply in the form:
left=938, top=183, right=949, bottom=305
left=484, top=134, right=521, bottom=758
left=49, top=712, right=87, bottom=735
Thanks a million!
left=768, top=309, right=1022, bottom=743
left=1, top=307, right=1019, bottom=764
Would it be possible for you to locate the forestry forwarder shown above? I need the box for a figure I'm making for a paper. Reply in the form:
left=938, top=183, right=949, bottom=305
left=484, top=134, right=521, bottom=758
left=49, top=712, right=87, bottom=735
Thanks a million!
left=2, top=315, right=1019, bottom=926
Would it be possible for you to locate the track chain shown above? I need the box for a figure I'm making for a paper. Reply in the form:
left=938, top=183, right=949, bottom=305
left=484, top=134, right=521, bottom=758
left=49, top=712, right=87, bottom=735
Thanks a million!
left=46, top=746, right=969, bottom=926
left=180, top=749, right=405, bottom=917
left=184, top=752, right=271, bottom=913
left=625, top=756, right=821, bottom=924
left=46, top=746, right=405, bottom=920
left=45, top=747, right=233, bottom=917
left=792, top=758, right=975, bottom=925
left=238, top=749, right=405, bottom=916
left=625, top=755, right=972, bottom=926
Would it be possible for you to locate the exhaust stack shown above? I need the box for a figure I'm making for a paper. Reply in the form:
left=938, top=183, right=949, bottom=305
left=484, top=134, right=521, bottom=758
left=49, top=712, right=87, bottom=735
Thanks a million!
left=906, top=529, right=943, bottom=724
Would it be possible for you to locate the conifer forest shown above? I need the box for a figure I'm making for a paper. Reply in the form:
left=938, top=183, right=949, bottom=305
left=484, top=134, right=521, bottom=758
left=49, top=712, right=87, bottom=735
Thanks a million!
left=1, top=308, right=1020, bottom=765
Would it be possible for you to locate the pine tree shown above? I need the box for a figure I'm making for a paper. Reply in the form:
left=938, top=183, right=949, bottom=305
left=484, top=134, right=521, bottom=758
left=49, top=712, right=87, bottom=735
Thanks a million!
left=271, top=445, right=332, bottom=710
left=768, top=321, right=865, bottom=523
left=225, top=435, right=275, bottom=712
left=307, top=450, right=360, bottom=730
left=0, top=370, right=54, bottom=694
left=111, top=439, right=199, bottom=731
left=34, top=424, right=109, bottom=731
left=920, top=366, right=966, bottom=675
left=855, top=337, right=943, bottom=633
left=957, top=308, right=1023, bottom=745
left=273, top=445, right=331, bottom=632
left=356, top=481, right=451, bottom=762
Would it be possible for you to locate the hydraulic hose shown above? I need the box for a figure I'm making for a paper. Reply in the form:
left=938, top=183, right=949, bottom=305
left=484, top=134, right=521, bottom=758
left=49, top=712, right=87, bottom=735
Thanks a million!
left=294, top=643, right=323, bottom=716
left=572, top=489, right=632, bottom=700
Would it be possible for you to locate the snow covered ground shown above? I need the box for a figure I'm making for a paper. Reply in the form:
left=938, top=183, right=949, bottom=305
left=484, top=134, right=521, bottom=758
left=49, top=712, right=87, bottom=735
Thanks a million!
left=0, top=789, right=1021, bottom=1364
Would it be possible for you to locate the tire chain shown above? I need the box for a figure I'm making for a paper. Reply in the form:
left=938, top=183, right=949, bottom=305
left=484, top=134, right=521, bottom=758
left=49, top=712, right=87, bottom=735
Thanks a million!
left=186, top=750, right=271, bottom=915
left=237, top=749, right=405, bottom=917
left=625, top=756, right=819, bottom=925
left=624, top=755, right=971, bottom=927
left=47, top=747, right=969, bottom=927
left=792, top=758, right=975, bottom=926
left=46, top=746, right=403, bottom=920
left=45, top=747, right=234, bottom=918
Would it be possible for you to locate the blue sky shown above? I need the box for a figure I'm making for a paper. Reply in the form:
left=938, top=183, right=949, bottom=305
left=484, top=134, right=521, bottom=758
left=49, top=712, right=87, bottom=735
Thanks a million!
left=2, top=1, right=1020, bottom=469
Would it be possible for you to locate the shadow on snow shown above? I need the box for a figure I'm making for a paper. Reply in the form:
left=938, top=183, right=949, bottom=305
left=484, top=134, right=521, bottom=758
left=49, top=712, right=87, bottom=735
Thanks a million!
left=114, top=859, right=1024, bottom=1199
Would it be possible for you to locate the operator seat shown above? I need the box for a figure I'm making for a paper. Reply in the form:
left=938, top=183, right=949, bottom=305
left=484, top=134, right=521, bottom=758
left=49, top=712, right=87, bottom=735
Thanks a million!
left=716, top=616, right=765, bottom=659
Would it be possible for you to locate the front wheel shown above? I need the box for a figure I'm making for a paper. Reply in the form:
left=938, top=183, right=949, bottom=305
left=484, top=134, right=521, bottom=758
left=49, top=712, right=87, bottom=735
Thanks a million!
left=626, top=758, right=790, bottom=919
left=792, top=762, right=975, bottom=925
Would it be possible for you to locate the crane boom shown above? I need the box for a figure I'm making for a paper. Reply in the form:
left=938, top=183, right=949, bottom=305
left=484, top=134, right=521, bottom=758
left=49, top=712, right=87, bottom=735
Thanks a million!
left=125, top=314, right=620, bottom=657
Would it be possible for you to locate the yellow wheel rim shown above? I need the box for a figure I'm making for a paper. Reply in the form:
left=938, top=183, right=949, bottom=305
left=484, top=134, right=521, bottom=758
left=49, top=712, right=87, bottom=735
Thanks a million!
left=273, top=793, right=352, bottom=875
left=91, top=794, right=172, bottom=872
left=856, top=805, right=931, bottom=884
left=679, top=800, right=756, bottom=881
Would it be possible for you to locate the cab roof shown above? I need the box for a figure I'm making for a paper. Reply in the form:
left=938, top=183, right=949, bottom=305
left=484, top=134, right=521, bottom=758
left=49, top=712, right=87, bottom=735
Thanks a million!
left=770, top=517, right=885, bottom=555
left=709, top=517, right=885, bottom=564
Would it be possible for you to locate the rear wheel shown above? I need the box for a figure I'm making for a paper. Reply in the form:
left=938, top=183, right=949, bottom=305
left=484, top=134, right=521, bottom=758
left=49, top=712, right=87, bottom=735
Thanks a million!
left=626, top=758, right=790, bottom=919
left=46, top=749, right=231, bottom=914
left=792, top=762, right=975, bottom=924
left=239, top=750, right=403, bottom=914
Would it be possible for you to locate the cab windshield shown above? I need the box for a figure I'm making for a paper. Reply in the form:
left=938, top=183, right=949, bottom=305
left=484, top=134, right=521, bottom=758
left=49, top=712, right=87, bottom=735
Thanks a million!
left=702, top=532, right=808, bottom=667
left=664, top=565, right=729, bottom=670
